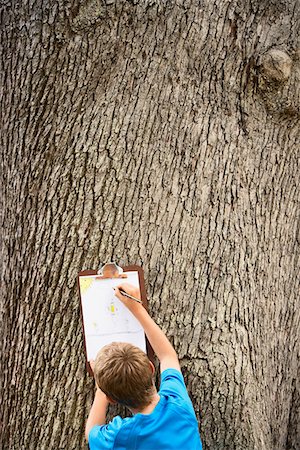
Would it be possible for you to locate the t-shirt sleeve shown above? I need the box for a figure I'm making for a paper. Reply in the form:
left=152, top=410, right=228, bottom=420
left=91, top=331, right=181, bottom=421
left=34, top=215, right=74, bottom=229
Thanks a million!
left=88, top=416, right=123, bottom=450
left=159, top=368, right=195, bottom=415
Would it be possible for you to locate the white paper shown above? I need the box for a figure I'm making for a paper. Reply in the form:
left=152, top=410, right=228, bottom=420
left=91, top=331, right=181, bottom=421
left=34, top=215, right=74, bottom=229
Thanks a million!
left=79, top=271, right=146, bottom=360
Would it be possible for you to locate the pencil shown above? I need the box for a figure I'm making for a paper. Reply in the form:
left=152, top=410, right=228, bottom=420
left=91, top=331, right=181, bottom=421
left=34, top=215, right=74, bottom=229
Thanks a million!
left=115, top=287, right=143, bottom=304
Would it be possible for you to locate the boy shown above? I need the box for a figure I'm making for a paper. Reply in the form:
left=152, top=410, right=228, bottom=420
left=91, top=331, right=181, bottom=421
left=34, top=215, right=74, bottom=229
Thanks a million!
left=85, top=283, right=202, bottom=450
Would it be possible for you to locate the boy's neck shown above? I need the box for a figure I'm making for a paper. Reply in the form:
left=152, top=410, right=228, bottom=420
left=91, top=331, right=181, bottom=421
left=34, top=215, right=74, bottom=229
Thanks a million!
left=130, top=393, right=160, bottom=415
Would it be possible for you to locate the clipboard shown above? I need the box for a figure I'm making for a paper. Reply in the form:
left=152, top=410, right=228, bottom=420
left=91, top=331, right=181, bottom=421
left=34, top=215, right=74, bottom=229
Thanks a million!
left=78, top=262, right=153, bottom=375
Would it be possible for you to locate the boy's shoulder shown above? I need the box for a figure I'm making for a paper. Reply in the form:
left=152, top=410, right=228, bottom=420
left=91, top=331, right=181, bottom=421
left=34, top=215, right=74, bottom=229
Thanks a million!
left=159, top=368, right=197, bottom=419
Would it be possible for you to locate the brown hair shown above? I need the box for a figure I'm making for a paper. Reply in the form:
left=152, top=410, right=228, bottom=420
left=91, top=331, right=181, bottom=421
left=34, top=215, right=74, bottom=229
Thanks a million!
left=94, top=342, right=154, bottom=409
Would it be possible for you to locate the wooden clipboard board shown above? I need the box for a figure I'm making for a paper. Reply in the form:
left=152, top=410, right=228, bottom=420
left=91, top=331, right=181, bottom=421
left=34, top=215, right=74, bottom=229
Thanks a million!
left=78, top=262, right=153, bottom=375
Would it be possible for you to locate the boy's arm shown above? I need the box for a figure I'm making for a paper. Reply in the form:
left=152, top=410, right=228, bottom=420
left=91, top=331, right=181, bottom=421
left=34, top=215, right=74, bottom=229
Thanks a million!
left=85, top=366, right=109, bottom=441
left=115, top=284, right=180, bottom=373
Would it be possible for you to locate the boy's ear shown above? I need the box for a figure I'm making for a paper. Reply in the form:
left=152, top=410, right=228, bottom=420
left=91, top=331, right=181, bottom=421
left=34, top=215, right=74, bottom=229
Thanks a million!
left=149, top=361, right=155, bottom=375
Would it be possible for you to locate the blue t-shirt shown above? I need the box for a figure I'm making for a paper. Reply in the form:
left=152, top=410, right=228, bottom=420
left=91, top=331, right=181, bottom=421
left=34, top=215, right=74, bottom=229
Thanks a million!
left=89, top=368, right=202, bottom=450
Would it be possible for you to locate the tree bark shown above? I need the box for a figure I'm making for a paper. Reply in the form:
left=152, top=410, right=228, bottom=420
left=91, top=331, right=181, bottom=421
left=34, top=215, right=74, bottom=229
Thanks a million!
left=1, top=1, right=299, bottom=449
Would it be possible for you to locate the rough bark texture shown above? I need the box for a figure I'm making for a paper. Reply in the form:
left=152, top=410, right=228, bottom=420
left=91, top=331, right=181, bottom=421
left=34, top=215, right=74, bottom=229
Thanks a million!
left=1, top=1, right=300, bottom=449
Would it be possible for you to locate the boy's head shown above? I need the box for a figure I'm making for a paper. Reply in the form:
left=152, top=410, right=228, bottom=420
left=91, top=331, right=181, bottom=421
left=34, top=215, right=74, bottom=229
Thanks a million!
left=94, top=342, right=155, bottom=409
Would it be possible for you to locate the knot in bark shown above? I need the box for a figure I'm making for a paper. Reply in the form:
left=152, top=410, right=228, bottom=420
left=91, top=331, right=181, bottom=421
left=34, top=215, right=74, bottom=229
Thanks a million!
left=71, top=0, right=106, bottom=32
left=259, top=49, right=292, bottom=83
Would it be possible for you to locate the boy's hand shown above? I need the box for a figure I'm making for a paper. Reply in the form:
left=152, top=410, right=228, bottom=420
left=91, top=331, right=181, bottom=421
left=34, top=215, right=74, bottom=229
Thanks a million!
left=116, top=283, right=141, bottom=300
left=114, top=283, right=143, bottom=313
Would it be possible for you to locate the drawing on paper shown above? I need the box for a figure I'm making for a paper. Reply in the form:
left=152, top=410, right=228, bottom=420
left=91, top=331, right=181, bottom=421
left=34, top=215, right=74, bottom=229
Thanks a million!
left=79, top=277, right=94, bottom=294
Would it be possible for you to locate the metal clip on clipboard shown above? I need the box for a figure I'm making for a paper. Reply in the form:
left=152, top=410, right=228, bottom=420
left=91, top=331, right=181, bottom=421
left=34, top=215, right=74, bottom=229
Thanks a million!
left=96, top=262, right=128, bottom=279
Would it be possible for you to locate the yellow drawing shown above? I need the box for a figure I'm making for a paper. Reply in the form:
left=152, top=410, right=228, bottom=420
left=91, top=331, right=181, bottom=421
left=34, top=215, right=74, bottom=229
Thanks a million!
left=79, top=277, right=94, bottom=294
left=108, top=302, right=117, bottom=315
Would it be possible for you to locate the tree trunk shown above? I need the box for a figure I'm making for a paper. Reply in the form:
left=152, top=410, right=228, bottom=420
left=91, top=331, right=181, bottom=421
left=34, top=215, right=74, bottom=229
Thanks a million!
left=1, top=1, right=299, bottom=449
